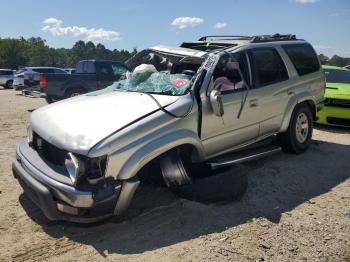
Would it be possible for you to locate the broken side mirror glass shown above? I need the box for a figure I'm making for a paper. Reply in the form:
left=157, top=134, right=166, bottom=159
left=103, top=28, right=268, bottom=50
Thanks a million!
left=210, top=90, right=224, bottom=117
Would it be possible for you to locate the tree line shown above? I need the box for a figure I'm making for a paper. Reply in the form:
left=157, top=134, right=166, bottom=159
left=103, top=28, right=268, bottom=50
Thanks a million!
left=318, top=54, right=350, bottom=67
left=0, top=37, right=349, bottom=70
left=0, top=37, right=137, bottom=69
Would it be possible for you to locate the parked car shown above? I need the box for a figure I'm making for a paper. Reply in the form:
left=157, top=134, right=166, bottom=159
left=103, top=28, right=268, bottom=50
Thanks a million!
left=0, top=69, right=15, bottom=88
left=13, top=34, right=325, bottom=222
left=13, top=67, right=67, bottom=90
left=316, top=65, right=350, bottom=127
left=64, top=68, right=76, bottom=74
left=41, top=60, right=129, bottom=103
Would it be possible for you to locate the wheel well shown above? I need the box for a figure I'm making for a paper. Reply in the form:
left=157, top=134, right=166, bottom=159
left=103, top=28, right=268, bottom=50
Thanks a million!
left=136, top=143, right=203, bottom=186
left=300, top=100, right=316, bottom=121
left=65, top=86, right=86, bottom=96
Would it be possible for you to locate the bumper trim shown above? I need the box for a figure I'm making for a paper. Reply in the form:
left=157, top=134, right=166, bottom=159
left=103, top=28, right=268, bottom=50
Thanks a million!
left=16, top=143, right=94, bottom=208
left=13, top=160, right=62, bottom=220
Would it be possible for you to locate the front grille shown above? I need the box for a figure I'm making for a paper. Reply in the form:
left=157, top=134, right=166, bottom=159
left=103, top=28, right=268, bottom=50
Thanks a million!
left=325, top=99, right=350, bottom=108
left=32, top=133, right=67, bottom=166
left=327, top=117, right=350, bottom=127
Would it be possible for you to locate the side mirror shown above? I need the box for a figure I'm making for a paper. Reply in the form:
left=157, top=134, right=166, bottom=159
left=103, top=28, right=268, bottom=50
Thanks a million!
left=210, top=90, right=224, bottom=117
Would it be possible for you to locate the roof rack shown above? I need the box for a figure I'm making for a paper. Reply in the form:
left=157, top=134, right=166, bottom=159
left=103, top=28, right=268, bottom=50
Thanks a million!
left=250, top=34, right=297, bottom=43
left=197, top=34, right=298, bottom=43
left=198, top=35, right=252, bottom=41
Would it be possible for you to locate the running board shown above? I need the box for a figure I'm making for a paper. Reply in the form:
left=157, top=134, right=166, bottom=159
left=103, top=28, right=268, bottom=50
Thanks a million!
left=208, top=144, right=281, bottom=169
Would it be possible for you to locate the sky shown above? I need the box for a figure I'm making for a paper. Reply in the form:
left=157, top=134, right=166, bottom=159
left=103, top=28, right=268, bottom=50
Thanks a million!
left=0, top=0, right=349, bottom=57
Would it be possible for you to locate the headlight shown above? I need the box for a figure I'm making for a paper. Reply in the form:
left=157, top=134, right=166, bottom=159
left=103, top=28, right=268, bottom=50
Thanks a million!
left=27, top=124, right=33, bottom=144
left=65, top=153, right=107, bottom=186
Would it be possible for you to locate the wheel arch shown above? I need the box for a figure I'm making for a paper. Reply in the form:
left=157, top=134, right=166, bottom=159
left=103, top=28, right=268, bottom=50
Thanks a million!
left=280, top=93, right=316, bottom=133
left=64, top=85, right=87, bottom=97
left=114, top=130, right=205, bottom=180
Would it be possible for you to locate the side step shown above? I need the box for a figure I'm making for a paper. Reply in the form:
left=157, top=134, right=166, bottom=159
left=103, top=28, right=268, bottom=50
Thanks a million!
left=208, top=139, right=281, bottom=169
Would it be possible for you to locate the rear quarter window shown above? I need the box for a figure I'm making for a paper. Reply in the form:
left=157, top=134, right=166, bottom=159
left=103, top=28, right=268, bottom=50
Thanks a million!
left=283, top=43, right=320, bottom=76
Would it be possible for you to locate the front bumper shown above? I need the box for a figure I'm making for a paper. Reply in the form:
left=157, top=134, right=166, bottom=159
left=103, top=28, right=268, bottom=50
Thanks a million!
left=316, top=103, right=350, bottom=127
left=13, top=140, right=138, bottom=223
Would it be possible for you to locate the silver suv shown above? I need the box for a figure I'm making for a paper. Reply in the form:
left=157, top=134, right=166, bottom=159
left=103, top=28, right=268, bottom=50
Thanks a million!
left=0, top=69, right=15, bottom=88
left=13, top=34, right=325, bottom=222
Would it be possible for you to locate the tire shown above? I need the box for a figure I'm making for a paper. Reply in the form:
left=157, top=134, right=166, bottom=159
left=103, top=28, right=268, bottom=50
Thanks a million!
left=160, top=150, right=248, bottom=203
left=173, top=166, right=248, bottom=203
left=5, top=80, right=13, bottom=89
left=278, top=103, right=313, bottom=154
left=45, top=96, right=54, bottom=104
left=65, top=88, right=85, bottom=99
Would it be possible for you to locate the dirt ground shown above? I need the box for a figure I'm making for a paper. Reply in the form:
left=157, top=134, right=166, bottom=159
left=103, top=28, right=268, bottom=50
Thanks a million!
left=0, top=88, right=349, bottom=262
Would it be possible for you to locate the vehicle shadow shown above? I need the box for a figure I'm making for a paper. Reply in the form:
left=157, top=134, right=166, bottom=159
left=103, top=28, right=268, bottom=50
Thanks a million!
left=19, top=139, right=350, bottom=256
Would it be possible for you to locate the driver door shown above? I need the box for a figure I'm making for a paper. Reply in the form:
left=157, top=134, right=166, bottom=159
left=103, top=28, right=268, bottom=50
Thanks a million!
left=200, top=52, right=260, bottom=158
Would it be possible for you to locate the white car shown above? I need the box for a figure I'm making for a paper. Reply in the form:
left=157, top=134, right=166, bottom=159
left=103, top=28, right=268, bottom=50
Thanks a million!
left=13, top=67, right=67, bottom=90
left=0, top=69, right=15, bottom=88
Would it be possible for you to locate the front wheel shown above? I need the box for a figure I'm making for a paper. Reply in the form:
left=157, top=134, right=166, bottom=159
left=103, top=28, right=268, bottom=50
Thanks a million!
left=5, top=80, right=13, bottom=89
left=278, top=104, right=313, bottom=154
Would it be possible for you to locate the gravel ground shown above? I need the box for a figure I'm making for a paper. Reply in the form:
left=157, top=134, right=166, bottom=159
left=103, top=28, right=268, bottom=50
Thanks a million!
left=0, top=88, right=349, bottom=262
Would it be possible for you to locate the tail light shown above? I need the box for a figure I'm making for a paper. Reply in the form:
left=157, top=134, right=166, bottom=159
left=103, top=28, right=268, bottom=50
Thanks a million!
left=40, top=75, right=47, bottom=89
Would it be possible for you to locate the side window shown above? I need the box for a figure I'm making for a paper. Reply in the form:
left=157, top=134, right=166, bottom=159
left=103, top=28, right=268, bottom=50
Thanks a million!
left=282, top=44, right=320, bottom=76
left=99, top=63, right=112, bottom=75
left=111, top=63, right=128, bottom=76
left=86, top=62, right=95, bottom=74
left=211, top=52, right=248, bottom=93
left=249, top=48, right=288, bottom=88
left=76, top=61, right=96, bottom=74
left=76, top=62, right=84, bottom=73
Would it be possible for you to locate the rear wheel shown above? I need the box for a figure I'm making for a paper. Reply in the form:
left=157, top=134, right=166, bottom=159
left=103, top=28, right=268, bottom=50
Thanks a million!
left=65, top=88, right=85, bottom=99
left=278, top=103, right=313, bottom=154
left=45, top=96, right=54, bottom=104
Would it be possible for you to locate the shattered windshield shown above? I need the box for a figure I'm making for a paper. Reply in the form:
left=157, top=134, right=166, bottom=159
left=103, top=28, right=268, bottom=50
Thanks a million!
left=89, top=49, right=204, bottom=96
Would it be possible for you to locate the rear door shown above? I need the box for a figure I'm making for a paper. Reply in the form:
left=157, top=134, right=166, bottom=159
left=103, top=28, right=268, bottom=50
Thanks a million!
left=247, top=47, right=290, bottom=136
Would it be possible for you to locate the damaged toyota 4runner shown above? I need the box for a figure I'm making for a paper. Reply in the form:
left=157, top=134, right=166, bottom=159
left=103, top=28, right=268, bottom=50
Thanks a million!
left=13, top=34, right=325, bottom=222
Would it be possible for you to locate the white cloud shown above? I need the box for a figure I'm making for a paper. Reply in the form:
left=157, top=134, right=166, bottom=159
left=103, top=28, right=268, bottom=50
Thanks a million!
left=42, top=17, right=121, bottom=42
left=295, top=0, right=319, bottom=4
left=43, top=17, right=63, bottom=26
left=171, top=17, right=204, bottom=29
left=214, top=22, right=227, bottom=29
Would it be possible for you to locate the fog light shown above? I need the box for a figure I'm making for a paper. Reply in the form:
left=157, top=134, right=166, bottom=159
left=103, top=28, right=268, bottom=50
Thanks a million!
left=57, top=203, right=78, bottom=215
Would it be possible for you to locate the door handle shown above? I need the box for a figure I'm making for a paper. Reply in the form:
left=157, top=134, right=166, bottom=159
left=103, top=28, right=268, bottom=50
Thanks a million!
left=249, top=99, right=259, bottom=107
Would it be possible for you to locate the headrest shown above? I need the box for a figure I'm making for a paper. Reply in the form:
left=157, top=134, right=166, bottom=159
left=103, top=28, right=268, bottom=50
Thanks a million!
left=225, top=62, right=242, bottom=82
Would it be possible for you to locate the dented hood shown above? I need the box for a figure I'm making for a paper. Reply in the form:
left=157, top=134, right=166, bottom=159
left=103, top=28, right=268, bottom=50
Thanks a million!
left=30, top=92, right=178, bottom=155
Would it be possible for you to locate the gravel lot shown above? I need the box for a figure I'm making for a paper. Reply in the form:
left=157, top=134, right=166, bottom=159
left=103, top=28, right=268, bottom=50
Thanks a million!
left=0, top=88, right=349, bottom=261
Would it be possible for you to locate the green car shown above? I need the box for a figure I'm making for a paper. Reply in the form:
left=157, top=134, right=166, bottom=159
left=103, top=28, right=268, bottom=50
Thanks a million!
left=316, top=65, right=350, bottom=127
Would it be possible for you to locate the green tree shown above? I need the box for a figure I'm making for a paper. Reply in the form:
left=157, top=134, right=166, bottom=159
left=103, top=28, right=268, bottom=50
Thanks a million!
left=0, top=38, right=28, bottom=69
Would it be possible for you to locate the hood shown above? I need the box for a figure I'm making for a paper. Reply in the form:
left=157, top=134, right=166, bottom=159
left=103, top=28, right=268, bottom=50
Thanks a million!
left=325, top=82, right=350, bottom=100
left=31, top=92, right=179, bottom=155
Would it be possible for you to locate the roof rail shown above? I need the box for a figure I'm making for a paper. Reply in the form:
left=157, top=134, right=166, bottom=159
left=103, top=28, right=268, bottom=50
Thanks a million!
left=250, top=34, right=297, bottom=43
left=198, top=35, right=252, bottom=41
